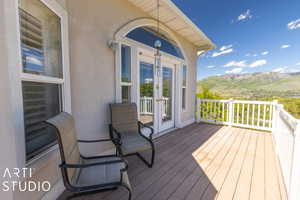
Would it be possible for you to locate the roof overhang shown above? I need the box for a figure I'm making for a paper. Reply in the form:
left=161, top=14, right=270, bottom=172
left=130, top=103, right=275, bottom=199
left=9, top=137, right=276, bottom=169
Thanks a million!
left=127, top=0, right=216, bottom=51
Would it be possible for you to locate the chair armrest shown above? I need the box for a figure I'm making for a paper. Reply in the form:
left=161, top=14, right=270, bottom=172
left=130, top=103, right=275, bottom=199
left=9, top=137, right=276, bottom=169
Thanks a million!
left=60, top=158, right=128, bottom=171
left=138, top=121, right=154, bottom=140
left=78, top=138, right=121, bottom=145
left=109, top=124, right=122, bottom=141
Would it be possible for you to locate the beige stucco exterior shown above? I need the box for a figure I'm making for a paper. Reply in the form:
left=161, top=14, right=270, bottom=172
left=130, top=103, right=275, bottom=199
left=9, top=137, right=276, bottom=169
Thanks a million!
left=0, top=0, right=208, bottom=199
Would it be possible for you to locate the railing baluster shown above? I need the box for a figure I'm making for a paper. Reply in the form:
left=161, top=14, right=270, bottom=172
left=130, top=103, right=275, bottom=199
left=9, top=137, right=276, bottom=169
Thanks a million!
left=252, top=104, right=255, bottom=126
left=222, top=102, right=225, bottom=121
left=214, top=102, right=217, bottom=121
left=232, top=103, right=235, bottom=124
left=263, top=104, right=266, bottom=127
left=237, top=103, right=240, bottom=124
left=227, top=103, right=229, bottom=123
left=257, top=104, right=261, bottom=127
left=269, top=104, right=273, bottom=128
left=217, top=103, right=222, bottom=121
left=247, top=104, right=250, bottom=125
left=210, top=102, right=212, bottom=120
left=242, top=103, right=245, bottom=125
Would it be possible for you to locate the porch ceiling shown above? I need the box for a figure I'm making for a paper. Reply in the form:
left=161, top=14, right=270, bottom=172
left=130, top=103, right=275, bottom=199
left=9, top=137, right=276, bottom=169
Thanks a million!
left=127, top=0, right=216, bottom=51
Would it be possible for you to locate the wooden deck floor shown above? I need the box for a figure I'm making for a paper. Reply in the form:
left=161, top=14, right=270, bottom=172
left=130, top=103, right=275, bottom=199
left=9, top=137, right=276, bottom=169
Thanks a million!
left=60, top=123, right=287, bottom=200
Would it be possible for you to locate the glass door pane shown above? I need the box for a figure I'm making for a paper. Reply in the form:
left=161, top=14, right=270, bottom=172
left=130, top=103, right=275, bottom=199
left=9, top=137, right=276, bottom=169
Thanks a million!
left=162, top=67, right=173, bottom=122
left=140, top=62, right=154, bottom=126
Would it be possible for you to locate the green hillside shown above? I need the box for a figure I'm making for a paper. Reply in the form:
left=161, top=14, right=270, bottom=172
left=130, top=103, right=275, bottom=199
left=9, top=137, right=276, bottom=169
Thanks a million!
left=197, top=72, right=300, bottom=118
left=198, top=72, right=300, bottom=98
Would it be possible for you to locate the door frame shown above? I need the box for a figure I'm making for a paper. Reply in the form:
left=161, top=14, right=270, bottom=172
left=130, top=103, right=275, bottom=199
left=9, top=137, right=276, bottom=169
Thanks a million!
left=137, top=47, right=181, bottom=135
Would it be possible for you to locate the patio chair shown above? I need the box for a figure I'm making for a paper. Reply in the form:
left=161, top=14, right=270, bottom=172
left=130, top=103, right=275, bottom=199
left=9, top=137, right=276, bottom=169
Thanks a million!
left=45, top=112, right=132, bottom=200
left=109, top=103, right=155, bottom=168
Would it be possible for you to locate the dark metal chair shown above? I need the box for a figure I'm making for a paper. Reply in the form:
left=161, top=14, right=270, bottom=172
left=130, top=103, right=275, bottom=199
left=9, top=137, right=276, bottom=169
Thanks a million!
left=45, top=112, right=132, bottom=200
left=109, top=103, right=155, bottom=168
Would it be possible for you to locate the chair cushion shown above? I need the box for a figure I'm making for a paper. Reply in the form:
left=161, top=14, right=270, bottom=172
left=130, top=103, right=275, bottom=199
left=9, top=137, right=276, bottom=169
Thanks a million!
left=74, top=157, right=131, bottom=190
left=121, top=134, right=152, bottom=155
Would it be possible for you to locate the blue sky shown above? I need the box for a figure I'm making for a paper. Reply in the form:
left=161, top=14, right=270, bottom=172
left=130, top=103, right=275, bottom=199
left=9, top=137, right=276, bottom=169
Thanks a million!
left=172, top=0, right=300, bottom=80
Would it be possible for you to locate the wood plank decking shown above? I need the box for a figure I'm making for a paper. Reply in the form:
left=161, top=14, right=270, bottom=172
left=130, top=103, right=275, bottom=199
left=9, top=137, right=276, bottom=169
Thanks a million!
left=59, top=123, right=287, bottom=200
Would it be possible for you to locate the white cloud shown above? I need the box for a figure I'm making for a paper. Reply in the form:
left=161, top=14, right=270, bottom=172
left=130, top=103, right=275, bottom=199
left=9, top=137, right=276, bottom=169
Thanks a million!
left=197, top=50, right=205, bottom=56
left=261, top=51, right=269, bottom=55
left=249, top=59, right=267, bottom=68
left=224, top=60, right=247, bottom=67
left=272, top=66, right=288, bottom=73
left=296, top=62, right=300, bottom=66
left=281, top=44, right=290, bottom=49
left=287, top=19, right=300, bottom=30
left=237, top=9, right=252, bottom=21
left=211, top=48, right=233, bottom=57
left=219, top=45, right=233, bottom=51
left=287, top=69, right=300, bottom=73
left=245, top=53, right=251, bottom=57
left=207, top=65, right=215, bottom=68
left=253, top=54, right=257, bottom=57
left=26, top=56, right=43, bottom=66
left=226, top=68, right=243, bottom=74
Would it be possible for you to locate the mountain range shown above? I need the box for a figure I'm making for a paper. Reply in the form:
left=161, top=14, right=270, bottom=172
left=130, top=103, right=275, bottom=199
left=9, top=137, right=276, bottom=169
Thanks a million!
left=197, top=72, right=300, bottom=98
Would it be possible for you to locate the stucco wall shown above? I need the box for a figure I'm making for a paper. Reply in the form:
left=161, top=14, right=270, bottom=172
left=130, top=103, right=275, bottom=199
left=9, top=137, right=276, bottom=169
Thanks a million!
left=1, top=0, right=199, bottom=199
left=0, top=2, right=19, bottom=199
left=67, top=0, right=199, bottom=151
left=4, top=1, right=67, bottom=200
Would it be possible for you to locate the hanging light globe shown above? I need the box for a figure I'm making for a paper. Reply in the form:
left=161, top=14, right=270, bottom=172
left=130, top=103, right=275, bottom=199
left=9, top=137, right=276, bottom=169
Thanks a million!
left=154, top=39, right=162, bottom=49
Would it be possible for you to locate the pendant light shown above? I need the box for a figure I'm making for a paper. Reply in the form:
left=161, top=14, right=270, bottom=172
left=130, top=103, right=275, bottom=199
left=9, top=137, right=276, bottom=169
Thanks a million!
left=154, top=0, right=162, bottom=77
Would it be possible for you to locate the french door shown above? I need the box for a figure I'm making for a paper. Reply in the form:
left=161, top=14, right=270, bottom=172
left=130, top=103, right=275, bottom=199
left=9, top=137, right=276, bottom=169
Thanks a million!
left=139, top=54, right=175, bottom=134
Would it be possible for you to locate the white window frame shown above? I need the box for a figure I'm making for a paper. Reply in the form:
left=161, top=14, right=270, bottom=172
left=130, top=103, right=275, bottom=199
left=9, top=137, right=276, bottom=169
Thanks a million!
left=115, top=42, right=134, bottom=103
left=17, top=0, right=71, bottom=163
left=181, top=64, right=188, bottom=112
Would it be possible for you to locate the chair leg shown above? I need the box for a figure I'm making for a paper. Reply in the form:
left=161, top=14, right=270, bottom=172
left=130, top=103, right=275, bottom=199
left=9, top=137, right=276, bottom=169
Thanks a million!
left=136, top=148, right=155, bottom=168
left=121, top=184, right=132, bottom=200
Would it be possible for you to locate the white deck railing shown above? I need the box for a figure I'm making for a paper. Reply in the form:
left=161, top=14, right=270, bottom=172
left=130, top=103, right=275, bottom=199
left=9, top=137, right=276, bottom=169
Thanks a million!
left=140, top=97, right=154, bottom=115
left=273, top=104, right=300, bottom=200
left=140, top=97, right=169, bottom=117
left=197, top=99, right=276, bottom=131
left=197, top=98, right=300, bottom=200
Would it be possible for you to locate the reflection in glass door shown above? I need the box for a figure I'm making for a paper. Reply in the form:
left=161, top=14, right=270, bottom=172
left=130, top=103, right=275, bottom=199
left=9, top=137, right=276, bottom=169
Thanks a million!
left=139, top=62, right=154, bottom=126
left=162, top=67, right=173, bottom=122
left=159, top=65, right=175, bottom=131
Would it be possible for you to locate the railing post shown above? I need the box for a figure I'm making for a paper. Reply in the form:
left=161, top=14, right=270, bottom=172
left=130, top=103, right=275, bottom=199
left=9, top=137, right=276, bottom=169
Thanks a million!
left=197, top=98, right=201, bottom=123
left=228, top=98, right=233, bottom=127
left=272, top=100, right=279, bottom=133
left=289, top=122, right=300, bottom=200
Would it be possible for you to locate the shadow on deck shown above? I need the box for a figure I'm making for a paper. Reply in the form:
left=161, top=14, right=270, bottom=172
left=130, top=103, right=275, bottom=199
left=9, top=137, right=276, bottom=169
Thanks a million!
left=59, top=123, right=287, bottom=200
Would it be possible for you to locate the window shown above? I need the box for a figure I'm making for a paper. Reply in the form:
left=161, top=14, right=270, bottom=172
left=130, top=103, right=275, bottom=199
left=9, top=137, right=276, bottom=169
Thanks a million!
left=121, top=44, right=132, bottom=103
left=126, top=27, right=184, bottom=59
left=22, top=81, right=62, bottom=159
left=19, top=0, right=68, bottom=161
left=182, top=65, right=187, bottom=110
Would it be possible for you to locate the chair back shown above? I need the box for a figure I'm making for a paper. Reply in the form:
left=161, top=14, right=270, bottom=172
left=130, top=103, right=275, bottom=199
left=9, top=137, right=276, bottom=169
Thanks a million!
left=45, top=112, right=81, bottom=185
left=110, top=103, right=139, bottom=135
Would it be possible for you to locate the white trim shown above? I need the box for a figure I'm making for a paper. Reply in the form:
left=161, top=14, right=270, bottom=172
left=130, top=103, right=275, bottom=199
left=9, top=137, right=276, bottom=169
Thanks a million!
left=181, top=64, right=188, bottom=112
left=116, top=43, right=134, bottom=103
left=122, top=37, right=185, bottom=63
left=4, top=0, right=26, bottom=168
left=179, top=118, right=196, bottom=128
left=15, top=0, right=72, bottom=164
left=114, top=18, right=188, bottom=61
left=120, top=82, right=133, bottom=86
left=115, top=43, right=122, bottom=103
left=113, top=18, right=189, bottom=133
left=21, top=73, right=64, bottom=84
